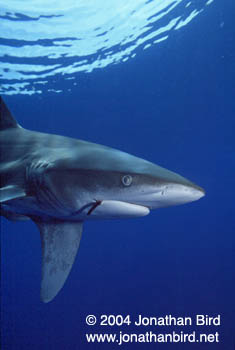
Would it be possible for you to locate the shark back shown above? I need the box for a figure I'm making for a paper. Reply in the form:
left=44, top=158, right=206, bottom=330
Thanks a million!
left=0, top=96, right=20, bottom=130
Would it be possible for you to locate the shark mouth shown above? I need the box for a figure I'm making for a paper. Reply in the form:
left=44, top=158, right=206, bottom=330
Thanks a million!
left=86, top=199, right=150, bottom=219
left=87, top=200, right=103, bottom=215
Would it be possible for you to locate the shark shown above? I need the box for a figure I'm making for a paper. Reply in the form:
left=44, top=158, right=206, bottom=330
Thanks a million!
left=0, top=96, right=205, bottom=302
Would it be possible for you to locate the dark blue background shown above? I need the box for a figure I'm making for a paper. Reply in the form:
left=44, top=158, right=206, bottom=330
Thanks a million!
left=1, top=1, right=235, bottom=349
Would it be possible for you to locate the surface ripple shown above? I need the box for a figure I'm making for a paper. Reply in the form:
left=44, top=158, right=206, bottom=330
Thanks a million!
left=0, top=0, right=214, bottom=95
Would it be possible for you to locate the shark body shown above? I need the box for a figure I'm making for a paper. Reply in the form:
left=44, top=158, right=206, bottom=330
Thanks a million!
left=0, top=97, right=205, bottom=302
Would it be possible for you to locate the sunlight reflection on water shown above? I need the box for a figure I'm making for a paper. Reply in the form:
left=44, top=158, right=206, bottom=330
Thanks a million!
left=0, top=0, right=214, bottom=95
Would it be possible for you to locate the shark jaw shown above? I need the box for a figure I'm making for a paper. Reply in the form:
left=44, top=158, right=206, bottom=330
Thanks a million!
left=84, top=183, right=205, bottom=219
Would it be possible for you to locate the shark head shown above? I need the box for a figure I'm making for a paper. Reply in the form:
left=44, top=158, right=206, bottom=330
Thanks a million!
left=42, top=143, right=205, bottom=220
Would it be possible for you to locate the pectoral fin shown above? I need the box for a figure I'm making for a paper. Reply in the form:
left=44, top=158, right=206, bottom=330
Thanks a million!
left=0, top=185, right=26, bottom=203
left=33, top=219, right=83, bottom=303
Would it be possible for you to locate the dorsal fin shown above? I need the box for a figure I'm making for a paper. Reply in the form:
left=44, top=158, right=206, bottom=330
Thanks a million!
left=0, top=96, right=19, bottom=130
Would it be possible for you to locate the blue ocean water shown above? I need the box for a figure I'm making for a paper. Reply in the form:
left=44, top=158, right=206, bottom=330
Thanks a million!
left=1, top=0, right=235, bottom=349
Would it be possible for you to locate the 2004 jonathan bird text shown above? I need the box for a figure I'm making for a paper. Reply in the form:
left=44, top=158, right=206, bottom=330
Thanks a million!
left=88, top=314, right=221, bottom=327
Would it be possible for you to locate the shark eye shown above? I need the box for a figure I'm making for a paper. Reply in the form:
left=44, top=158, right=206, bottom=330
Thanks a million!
left=122, top=175, right=133, bottom=186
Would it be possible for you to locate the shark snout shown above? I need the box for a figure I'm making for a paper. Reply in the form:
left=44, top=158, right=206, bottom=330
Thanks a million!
left=147, top=183, right=205, bottom=209
left=162, top=183, right=205, bottom=203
